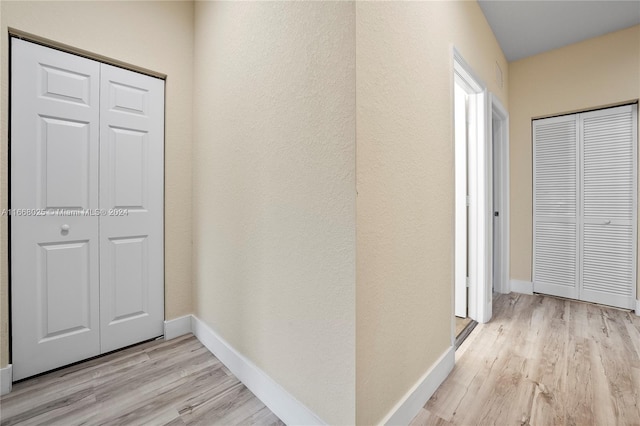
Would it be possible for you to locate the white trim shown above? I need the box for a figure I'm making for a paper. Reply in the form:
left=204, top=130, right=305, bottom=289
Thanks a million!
left=164, top=315, right=192, bottom=341
left=453, top=47, right=492, bottom=324
left=0, top=364, right=12, bottom=396
left=510, top=279, right=533, bottom=295
left=490, top=94, right=510, bottom=295
left=382, top=347, right=455, bottom=426
left=635, top=299, right=640, bottom=316
left=191, top=315, right=326, bottom=426
left=453, top=82, right=469, bottom=318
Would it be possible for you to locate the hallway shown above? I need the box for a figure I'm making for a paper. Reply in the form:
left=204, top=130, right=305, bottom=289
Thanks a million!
left=411, top=293, right=640, bottom=425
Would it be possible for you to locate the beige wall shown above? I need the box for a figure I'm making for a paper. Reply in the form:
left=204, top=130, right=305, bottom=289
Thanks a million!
left=356, top=1, right=508, bottom=424
left=0, top=1, right=194, bottom=368
left=192, top=2, right=355, bottom=424
left=509, top=25, right=640, bottom=298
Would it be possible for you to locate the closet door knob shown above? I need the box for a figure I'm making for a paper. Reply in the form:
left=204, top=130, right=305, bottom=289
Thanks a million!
left=61, top=224, right=70, bottom=232
left=603, top=220, right=611, bottom=225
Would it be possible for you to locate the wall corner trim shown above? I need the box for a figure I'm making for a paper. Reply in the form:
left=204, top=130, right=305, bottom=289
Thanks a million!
left=191, top=315, right=327, bottom=426
left=510, top=280, right=534, bottom=295
left=164, top=315, right=193, bottom=341
left=0, top=364, right=13, bottom=396
left=382, top=346, right=455, bottom=426
left=635, top=299, right=640, bottom=317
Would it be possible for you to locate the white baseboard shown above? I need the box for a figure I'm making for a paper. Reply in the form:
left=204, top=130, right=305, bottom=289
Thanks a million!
left=635, top=299, right=640, bottom=317
left=164, top=315, right=192, bottom=340
left=510, top=279, right=533, bottom=295
left=191, top=315, right=325, bottom=426
left=382, top=346, right=455, bottom=425
left=1, top=364, right=12, bottom=396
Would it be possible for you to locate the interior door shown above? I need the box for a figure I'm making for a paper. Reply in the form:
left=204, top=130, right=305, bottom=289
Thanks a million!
left=99, top=64, right=165, bottom=352
left=579, top=105, right=637, bottom=309
left=11, top=39, right=101, bottom=380
left=492, top=119, right=501, bottom=292
left=454, top=82, right=468, bottom=318
left=533, top=115, right=580, bottom=300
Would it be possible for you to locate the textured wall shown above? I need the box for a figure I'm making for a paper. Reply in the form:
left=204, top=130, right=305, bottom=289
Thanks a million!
left=509, top=25, right=640, bottom=297
left=0, top=0, right=194, bottom=368
left=356, top=2, right=508, bottom=424
left=192, top=2, right=356, bottom=424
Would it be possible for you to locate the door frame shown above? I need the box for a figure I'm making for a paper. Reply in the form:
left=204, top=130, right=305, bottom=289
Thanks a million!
left=490, top=94, right=510, bottom=296
left=452, top=48, right=492, bottom=325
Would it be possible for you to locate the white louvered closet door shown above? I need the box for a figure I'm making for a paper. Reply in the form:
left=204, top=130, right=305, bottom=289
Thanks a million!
left=580, top=105, right=637, bottom=309
left=534, top=104, right=637, bottom=310
left=533, top=115, right=580, bottom=300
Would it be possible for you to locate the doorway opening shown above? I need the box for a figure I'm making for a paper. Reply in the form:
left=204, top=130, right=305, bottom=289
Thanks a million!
left=453, top=50, right=503, bottom=347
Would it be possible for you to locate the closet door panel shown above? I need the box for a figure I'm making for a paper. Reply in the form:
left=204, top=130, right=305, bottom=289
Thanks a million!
left=580, top=105, right=637, bottom=309
left=99, top=64, right=165, bottom=353
left=533, top=115, right=579, bottom=299
left=11, top=39, right=101, bottom=380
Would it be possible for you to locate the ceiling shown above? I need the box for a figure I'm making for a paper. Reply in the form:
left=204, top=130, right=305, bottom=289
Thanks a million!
left=477, top=0, right=640, bottom=62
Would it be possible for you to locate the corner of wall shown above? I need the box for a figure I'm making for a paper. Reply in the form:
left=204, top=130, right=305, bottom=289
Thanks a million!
left=191, top=315, right=327, bottom=426
left=381, top=346, right=455, bottom=425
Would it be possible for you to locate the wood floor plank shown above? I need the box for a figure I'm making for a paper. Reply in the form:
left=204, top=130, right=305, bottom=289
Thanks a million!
left=418, top=294, right=640, bottom=426
left=409, top=408, right=454, bottom=426
left=0, top=335, right=282, bottom=426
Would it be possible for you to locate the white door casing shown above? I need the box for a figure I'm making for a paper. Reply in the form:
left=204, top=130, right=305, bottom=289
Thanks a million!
left=11, top=39, right=165, bottom=380
left=454, top=82, right=468, bottom=318
left=11, top=39, right=101, bottom=380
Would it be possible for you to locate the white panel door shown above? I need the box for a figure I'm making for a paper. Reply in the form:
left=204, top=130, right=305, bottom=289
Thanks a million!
left=11, top=39, right=101, bottom=380
left=533, top=115, right=579, bottom=299
left=99, top=64, right=165, bottom=352
left=580, top=105, right=637, bottom=309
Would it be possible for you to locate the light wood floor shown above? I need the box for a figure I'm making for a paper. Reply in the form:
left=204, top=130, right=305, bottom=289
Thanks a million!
left=0, top=335, right=284, bottom=426
left=412, top=293, right=640, bottom=426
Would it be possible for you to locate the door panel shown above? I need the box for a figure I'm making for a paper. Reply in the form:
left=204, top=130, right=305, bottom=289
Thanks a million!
left=533, top=115, right=579, bottom=299
left=99, top=63, right=164, bottom=353
left=580, top=105, right=637, bottom=309
left=40, top=117, right=92, bottom=209
left=109, top=127, right=148, bottom=209
left=108, top=236, right=149, bottom=322
left=581, top=223, right=635, bottom=308
left=38, top=240, right=92, bottom=339
left=11, top=39, right=100, bottom=380
left=533, top=221, right=578, bottom=299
